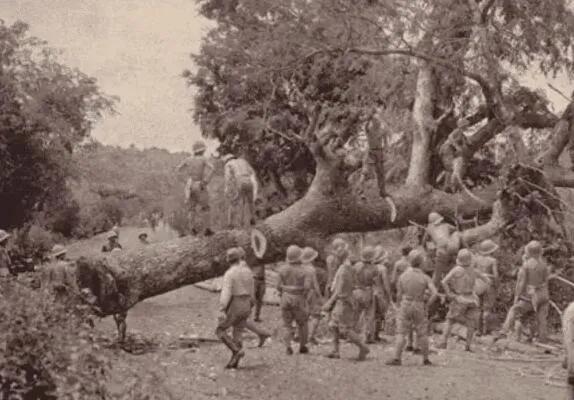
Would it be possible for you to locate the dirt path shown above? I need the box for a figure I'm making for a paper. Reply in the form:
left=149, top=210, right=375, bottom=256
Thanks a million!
left=96, top=286, right=565, bottom=400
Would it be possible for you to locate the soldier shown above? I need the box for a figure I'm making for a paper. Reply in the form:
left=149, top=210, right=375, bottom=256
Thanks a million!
left=277, top=245, right=311, bottom=355
left=102, top=231, right=122, bottom=253
left=251, top=259, right=266, bottom=322
left=216, top=247, right=255, bottom=369
left=386, top=249, right=438, bottom=366
left=497, top=240, right=550, bottom=342
left=353, top=246, right=386, bottom=343
left=371, top=246, right=393, bottom=342
left=438, top=248, right=489, bottom=351
left=177, top=140, right=215, bottom=236
left=138, top=232, right=150, bottom=245
left=223, top=152, right=259, bottom=229
left=425, top=212, right=462, bottom=287
left=42, top=245, right=76, bottom=301
left=0, top=230, right=12, bottom=278
left=326, top=238, right=350, bottom=296
left=301, top=247, right=324, bottom=345
left=323, top=245, right=370, bottom=361
left=391, top=246, right=412, bottom=295
left=473, top=239, right=499, bottom=335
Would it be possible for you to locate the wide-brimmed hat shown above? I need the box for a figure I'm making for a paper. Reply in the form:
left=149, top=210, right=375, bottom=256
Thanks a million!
left=192, top=140, right=207, bottom=155
left=361, top=246, right=379, bottom=263
left=51, top=244, right=67, bottom=258
left=428, top=212, right=444, bottom=225
left=0, top=230, right=10, bottom=243
left=478, top=239, right=499, bottom=255
left=456, top=248, right=473, bottom=267
left=222, top=154, right=235, bottom=163
left=525, top=240, right=543, bottom=258
left=301, top=247, right=319, bottom=264
left=286, top=245, right=303, bottom=264
left=138, top=232, right=148, bottom=239
left=332, top=237, right=349, bottom=250
left=373, top=245, right=387, bottom=263
left=226, top=247, right=242, bottom=264
left=107, top=231, right=118, bottom=240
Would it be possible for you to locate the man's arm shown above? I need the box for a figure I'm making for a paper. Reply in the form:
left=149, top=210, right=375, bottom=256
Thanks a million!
left=441, top=269, right=456, bottom=298
left=425, top=276, right=440, bottom=308
left=514, top=267, right=527, bottom=304
left=204, top=159, right=215, bottom=184
left=323, top=268, right=342, bottom=311
left=219, top=271, right=233, bottom=311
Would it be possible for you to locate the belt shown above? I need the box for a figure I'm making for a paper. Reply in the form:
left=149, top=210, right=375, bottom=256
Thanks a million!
left=402, top=296, right=424, bottom=303
left=281, top=285, right=305, bottom=294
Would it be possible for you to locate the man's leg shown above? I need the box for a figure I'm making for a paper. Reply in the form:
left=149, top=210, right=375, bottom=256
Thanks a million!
left=113, top=312, right=127, bottom=343
left=536, top=302, right=549, bottom=342
left=346, top=329, right=370, bottom=361
left=438, top=318, right=453, bottom=349
left=245, top=320, right=271, bottom=347
left=309, top=315, right=321, bottom=344
left=365, top=298, right=378, bottom=344
left=254, top=279, right=265, bottom=322
left=216, top=321, right=241, bottom=369
left=328, top=326, right=341, bottom=358
left=229, top=321, right=247, bottom=369
left=465, top=307, right=479, bottom=352
left=282, top=307, right=295, bottom=355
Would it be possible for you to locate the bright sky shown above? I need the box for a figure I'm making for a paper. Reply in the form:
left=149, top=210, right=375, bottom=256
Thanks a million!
left=2, top=0, right=216, bottom=153
left=2, top=1, right=573, bottom=154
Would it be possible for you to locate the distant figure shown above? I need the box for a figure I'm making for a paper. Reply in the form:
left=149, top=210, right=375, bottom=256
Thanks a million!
left=112, top=225, right=120, bottom=238
left=102, top=231, right=122, bottom=253
left=42, top=245, right=75, bottom=301
left=138, top=232, right=150, bottom=245
left=177, top=140, right=215, bottom=236
left=223, top=152, right=259, bottom=229
left=216, top=247, right=254, bottom=369
left=0, top=230, right=12, bottom=278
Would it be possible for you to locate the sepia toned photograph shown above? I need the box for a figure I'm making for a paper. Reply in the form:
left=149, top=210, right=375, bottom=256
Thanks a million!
left=2, top=1, right=574, bottom=399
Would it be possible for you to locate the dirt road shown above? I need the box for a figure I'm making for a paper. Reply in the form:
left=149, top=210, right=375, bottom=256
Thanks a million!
left=96, top=285, right=565, bottom=400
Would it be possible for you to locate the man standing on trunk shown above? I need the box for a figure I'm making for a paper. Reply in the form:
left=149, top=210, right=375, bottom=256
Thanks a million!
left=223, top=152, right=259, bottom=229
left=177, top=140, right=214, bottom=236
left=216, top=247, right=254, bottom=369
left=387, top=249, right=438, bottom=366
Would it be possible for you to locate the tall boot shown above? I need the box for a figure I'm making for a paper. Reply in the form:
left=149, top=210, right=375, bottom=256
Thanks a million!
left=346, top=330, right=370, bottom=361
left=217, top=332, right=242, bottom=369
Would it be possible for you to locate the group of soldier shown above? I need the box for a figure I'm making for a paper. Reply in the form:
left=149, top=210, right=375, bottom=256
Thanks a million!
left=216, top=211, right=552, bottom=370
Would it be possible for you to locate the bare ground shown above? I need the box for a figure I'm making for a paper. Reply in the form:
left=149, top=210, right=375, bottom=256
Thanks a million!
left=95, top=285, right=566, bottom=400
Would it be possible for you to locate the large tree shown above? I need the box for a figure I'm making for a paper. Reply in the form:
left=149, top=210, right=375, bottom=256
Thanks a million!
left=77, top=0, right=574, bottom=318
left=0, top=21, right=115, bottom=229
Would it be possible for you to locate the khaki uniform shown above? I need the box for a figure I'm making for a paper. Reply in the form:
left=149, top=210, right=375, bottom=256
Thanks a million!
left=353, top=260, right=383, bottom=339
left=216, top=263, right=255, bottom=347
left=0, top=247, right=12, bottom=277
left=474, top=254, right=497, bottom=333
left=224, top=157, right=258, bottom=229
left=179, top=155, right=214, bottom=233
left=503, top=258, right=549, bottom=339
left=303, top=263, right=323, bottom=318
left=328, top=263, right=357, bottom=333
left=396, top=268, right=433, bottom=337
left=444, top=266, right=480, bottom=328
left=427, top=223, right=460, bottom=286
left=277, top=262, right=311, bottom=347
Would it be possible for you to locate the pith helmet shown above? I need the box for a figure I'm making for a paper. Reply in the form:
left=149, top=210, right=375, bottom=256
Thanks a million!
left=51, top=244, right=67, bottom=258
left=286, top=245, right=303, bottom=264
left=408, top=249, right=424, bottom=268
left=193, top=140, right=207, bottom=155
left=301, top=247, right=319, bottom=264
left=226, top=247, right=242, bottom=264
left=138, top=232, right=148, bottom=239
left=361, top=246, right=378, bottom=263
left=332, top=237, right=349, bottom=250
left=428, top=212, right=444, bottom=225
left=456, top=248, right=473, bottom=267
left=0, top=230, right=10, bottom=243
left=107, top=231, right=118, bottom=240
left=478, top=239, right=499, bottom=255
left=525, top=240, right=543, bottom=258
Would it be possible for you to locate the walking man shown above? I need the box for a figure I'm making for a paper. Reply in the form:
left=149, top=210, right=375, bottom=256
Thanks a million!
left=277, top=245, right=311, bottom=355
left=497, top=240, right=550, bottom=342
left=301, top=246, right=324, bottom=345
left=223, top=152, right=259, bottom=229
left=371, top=246, right=393, bottom=342
left=42, top=245, right=75, bottom=301
left=473, top=239, right=499, bottom=335
left=323, top=246, right=370, bottom=361
left=216, top=247, right=255, bottom=369
left=386, top=249, right=438, bottom=366
left=438, top=248, right=489, bottom=351
left=326, top=238, right=350, bottom=297
left=102, top=231, right=122, bottom=253
left=177, top=140, right=214, bottom=236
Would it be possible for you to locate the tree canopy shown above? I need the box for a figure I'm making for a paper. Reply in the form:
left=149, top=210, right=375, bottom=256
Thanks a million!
left=0, top=20, right=114, bottom=228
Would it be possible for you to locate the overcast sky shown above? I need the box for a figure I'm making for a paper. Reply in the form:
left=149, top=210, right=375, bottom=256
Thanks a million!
left=2, top=1, right=573, bottom=153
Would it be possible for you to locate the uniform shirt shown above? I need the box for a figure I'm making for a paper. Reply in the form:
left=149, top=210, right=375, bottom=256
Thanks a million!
left=443, top=265, right=481, bottom=295
left=392, top=257, right=410, bottom=285
left=474, top=255, right=498, bottom=278
left=42, top=260, right=76, bottom=291
left=302, top=263, right=322, bottom=299
left=0, top=247, right=12, bottom=277
left=353, top=261, right=381, bottom=289
left=219, top=262, right=255, bottom=311
left=398, top=268, right=433, bottom=302
left=515, top=257, right=549, bottom=300
left=178, top=155, right=214, bottom=183
left=331, top=263, right=355, bottom=300
left=277, top=262, right=311, bottom=294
